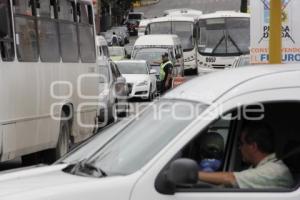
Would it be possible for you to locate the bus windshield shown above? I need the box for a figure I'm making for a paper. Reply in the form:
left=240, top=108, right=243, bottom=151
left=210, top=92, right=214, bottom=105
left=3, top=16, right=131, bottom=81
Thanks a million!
left=148, top=21, right=194, bottom=51
left=198, top=17, right=250, bottom=56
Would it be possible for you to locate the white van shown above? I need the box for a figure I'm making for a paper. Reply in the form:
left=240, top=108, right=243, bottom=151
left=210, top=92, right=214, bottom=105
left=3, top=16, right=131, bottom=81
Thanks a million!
left=1, top=65, right=300, bottom=199
left=132, top=34, right=184, bottom=77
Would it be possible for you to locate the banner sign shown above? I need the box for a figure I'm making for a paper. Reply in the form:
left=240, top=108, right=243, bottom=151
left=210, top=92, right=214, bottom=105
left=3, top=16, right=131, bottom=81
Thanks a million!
left=250, top=0, right=300, bottom=64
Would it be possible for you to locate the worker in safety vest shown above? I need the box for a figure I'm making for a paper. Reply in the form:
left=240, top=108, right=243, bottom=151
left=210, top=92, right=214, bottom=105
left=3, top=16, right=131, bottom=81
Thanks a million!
left=159, top=53, right=173, bottom=93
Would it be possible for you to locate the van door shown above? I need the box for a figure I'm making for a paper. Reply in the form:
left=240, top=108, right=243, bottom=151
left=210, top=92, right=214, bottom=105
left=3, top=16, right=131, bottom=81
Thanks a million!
left=130, top=87, right=300, bottom=200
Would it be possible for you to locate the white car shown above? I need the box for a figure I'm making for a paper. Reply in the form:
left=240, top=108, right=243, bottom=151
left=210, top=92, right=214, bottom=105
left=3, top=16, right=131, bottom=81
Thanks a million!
left=115, top=60, right=157, bottom=100
left=1, top=65, right=300, bottom=200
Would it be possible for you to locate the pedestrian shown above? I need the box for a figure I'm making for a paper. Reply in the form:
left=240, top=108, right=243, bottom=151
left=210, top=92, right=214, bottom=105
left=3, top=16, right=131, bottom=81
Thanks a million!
left=111, top=32, right=119, bottom=46
left=159, top=53, right=173, bottom=93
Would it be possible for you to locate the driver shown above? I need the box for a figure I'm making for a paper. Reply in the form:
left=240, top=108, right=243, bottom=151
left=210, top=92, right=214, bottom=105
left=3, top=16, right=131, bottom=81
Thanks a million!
left=198, top=121, right=294, bottom=189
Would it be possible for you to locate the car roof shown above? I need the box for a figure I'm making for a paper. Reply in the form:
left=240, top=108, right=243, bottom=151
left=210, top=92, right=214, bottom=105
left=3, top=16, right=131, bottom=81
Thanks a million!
left=149, top=15, right=195, bottom=23
left=199, top=11, right=250, bottom=19
left=134, top=34, right=180, bottom=46
left=164, top=65, right=300, bottom=104
left=136, top=48, right=168, bottom=52
left=114, top=60, right=147, bottom=64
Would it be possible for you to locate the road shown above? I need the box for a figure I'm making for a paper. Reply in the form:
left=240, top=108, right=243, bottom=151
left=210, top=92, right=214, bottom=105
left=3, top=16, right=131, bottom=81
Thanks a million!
left=136, top=0, right=242, bottom=18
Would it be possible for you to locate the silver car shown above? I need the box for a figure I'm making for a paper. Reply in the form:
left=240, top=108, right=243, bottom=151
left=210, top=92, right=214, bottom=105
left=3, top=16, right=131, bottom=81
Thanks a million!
left=98, top=60, right=129, bottom=126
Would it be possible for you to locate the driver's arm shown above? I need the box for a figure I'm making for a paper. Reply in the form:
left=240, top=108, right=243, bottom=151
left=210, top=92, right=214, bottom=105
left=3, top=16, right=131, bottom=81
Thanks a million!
left=198, top=172, right=237, bottom=187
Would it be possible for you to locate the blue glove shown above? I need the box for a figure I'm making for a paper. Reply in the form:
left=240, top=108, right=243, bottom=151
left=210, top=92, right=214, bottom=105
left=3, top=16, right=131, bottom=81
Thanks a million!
left=198, top=159, right=222, bottom=172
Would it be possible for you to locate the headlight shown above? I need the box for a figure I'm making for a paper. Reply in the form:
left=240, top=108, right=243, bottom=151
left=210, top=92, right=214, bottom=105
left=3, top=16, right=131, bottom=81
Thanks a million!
left=137, top=80, right=148, bottom=86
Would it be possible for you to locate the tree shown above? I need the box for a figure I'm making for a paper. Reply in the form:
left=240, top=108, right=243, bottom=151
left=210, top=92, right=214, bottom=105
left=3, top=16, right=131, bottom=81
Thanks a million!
left=240, top=0, right=248, bottom=13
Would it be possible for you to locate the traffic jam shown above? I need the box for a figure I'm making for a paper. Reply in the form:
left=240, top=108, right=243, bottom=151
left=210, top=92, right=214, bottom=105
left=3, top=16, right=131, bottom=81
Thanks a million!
left=0, top=0, right=300, bottom=199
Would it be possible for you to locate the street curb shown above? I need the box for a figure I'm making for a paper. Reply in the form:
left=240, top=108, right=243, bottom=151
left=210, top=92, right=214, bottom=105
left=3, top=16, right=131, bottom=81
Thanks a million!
left=133, top=0, right=160, bottom=8
left=141, top=0, right=160, bottom=6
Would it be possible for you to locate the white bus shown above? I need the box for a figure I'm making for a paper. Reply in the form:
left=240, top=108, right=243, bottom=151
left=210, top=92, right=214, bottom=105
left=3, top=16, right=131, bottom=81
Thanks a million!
left=197, top=11, right=250, bottom=73
left=145, top=15, right=200, bottom=74
left=0, top=0, right=99, bottom=164
left=163, top=8, right=203, bottom=19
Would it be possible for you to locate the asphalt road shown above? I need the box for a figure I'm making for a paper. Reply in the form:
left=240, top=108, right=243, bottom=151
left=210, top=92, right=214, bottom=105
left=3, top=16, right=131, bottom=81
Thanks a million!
left=136, top=0, right=242, bottom=18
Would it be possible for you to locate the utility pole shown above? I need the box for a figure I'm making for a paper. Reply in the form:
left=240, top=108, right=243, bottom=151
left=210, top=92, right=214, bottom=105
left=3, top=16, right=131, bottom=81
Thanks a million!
left=240, top=0, right=248, bottom=13
left=269, top=0, right=282, bottom=64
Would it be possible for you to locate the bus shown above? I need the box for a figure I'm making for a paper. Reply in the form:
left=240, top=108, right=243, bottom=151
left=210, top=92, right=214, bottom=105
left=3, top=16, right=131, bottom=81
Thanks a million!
left=197, top=11, right=250, bottom=73
left=0, top=0, right=99, bottom=164
left=145, top=15, right=200, bottom=74
left=163, top=8, right=203, bottom=18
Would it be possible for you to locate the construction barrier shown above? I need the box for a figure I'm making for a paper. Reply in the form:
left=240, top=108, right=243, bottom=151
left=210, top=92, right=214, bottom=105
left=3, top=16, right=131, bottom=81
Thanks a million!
left=172, top=76, right=185, bottom=88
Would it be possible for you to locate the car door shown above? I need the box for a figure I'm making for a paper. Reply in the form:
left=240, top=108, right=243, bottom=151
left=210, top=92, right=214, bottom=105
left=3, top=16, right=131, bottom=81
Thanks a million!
left=130, top=86, right=300, bottom=200
left=147, top=62, right=157, bottom=93
left=111, top=62, right=127, bottom=104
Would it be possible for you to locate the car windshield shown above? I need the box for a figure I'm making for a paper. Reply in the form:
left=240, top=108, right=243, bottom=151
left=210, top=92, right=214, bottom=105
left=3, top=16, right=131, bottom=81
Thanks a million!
left=133, top=48, right=168, bottom=64
left=148, top=21, right=194, bottom=50
left=116, top=62, right=148, bottom=74
left=109, top=48, right=124, bottom=56
left=198, top=17, right=250, bottom=56
left=61, top=100, right=207, bottom=176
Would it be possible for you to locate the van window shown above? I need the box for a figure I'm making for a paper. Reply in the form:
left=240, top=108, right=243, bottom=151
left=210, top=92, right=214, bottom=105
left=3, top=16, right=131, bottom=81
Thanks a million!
left=165, top=102, right=300, bottom=192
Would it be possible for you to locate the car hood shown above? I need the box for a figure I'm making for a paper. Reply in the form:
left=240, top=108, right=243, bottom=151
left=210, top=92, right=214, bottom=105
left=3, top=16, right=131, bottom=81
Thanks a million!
left=122, top=74, right=149, bottom=84
left=0, top=164, right=140, bottom=200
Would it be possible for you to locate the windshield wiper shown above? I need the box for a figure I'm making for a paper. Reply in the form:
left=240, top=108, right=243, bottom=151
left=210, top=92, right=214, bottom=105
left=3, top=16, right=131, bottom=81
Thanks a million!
left=212, top=34, right=225, bottom=54
left=227, top=34, right=243, bottom=54
left=67, top=159, right=107, bottom=178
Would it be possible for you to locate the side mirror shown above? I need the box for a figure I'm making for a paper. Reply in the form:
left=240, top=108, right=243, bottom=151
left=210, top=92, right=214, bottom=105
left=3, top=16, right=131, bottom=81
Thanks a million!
left=155, top=159, right=198, bottom=195
left=150, top=69, right=157, bottom=74
left=116, top=76, right=126, bottom=84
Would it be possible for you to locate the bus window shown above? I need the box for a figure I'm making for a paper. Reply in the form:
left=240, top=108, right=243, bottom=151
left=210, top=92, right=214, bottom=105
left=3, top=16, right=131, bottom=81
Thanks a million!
left=0, top=0, right=14, bottom=61
left=172, top=21, right=194, bottom=51
left=226, top=18, right=250, bottom=54
left=149, top=22, right=172, bottom=34
left=14, top=0, right=39, bottom=62
left=78, top=2, right=95, bottom=63
left=58, top=0, right=79, bottom=62
left=37, top=0, right=60, bottom=62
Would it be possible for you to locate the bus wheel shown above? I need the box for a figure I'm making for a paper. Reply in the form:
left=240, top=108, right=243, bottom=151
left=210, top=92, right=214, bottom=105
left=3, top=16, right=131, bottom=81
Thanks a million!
left=44, top=112, right=72, bottom=163
left=193, top=67, right=199, bottom=75
left=22, top=152, right=42, bottom=166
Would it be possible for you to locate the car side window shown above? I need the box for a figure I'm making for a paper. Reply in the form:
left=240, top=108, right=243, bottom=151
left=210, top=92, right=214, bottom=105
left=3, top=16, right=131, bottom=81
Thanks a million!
left=114, top=64, right=122, bottom=77
left=179, top=114, right=232, bottom=173
left=110, top=63, right=117, bottom=81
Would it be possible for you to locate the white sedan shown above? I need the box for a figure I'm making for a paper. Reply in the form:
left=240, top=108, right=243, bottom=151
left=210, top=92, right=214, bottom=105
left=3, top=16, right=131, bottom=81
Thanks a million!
left=115, top=60, right=157, bottom=100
